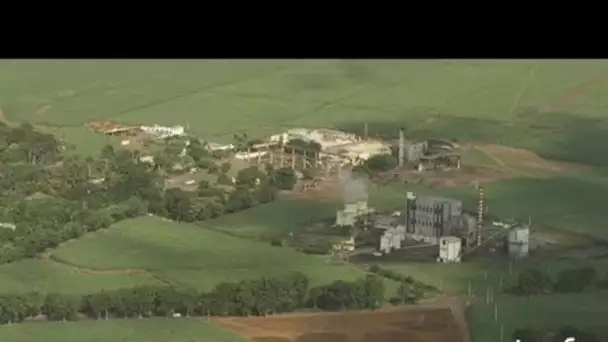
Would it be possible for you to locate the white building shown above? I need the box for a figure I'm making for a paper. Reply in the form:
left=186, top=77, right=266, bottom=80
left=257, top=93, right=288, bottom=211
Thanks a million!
left=380, top=227, right=402, bottom=254
left=0, top=222, right=16, bottom=231
left=507, top=226, right=530, bottom=259
left=139, top=156, right=155, bottom=164
left=206, top=142, right=235, bottom=152
left=438, top=236, right=462, bottom=263
left=140, top=125, right=185, bottom=139
left=234, top=151, right=268, bottom=160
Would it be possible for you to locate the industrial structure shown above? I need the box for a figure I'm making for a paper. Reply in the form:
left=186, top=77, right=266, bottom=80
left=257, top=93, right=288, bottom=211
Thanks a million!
left=404, top=192, right=467, bottom=244
left=396, top=129, right=462, bottom=172
left=506, top=224, right=530, bottom=259
left=140, top=125, right=185, bottom=139
left=438, top=236, right=462, bottom=263
left=335, top=200, right=375, bottom=227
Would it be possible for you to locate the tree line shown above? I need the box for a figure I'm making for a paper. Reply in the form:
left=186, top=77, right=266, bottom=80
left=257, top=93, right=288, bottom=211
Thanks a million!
left=513, top=326, right=603, bottom=342
left=0, top=123, right=297, bottom=265
left=0, top=272, right=386, bottom=324
left=367, top=264, right=437, bottom=305
left=511, top=267, right=608, bottom=296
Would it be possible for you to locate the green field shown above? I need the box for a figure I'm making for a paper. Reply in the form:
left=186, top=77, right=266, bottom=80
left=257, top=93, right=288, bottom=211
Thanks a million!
left=0, top=318, right=250, bottom=342
left=50, top=216, right=386, bottom=292
left=2, top=60, right=608, bottom=166
left=469, top=291, right=608, bottom=342
left=2, top=60, right=608, bottom=341
left=202, top=199, right=338, bottom=239
left=0, top=258, right=160, bottom=294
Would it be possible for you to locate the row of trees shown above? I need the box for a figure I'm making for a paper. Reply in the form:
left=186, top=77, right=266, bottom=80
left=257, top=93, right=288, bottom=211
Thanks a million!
left=0, top=123, right=296, bottom=265
left=513, top=326, right=602, bottom=342
left=367, top=265, right=436, bottom=304
left=0, top=272, right=386, bottom=324
left=512, top=267, right=608, bottom=296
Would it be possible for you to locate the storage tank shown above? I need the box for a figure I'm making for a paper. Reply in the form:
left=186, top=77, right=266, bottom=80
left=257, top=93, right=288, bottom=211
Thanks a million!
left=438, top=236, right=462, bottom=263
left=507, top=226, right=530, bottom=258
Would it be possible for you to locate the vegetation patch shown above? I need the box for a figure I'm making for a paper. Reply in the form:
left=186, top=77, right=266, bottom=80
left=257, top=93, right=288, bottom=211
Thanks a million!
left=0, top=318, right=250, bottom=342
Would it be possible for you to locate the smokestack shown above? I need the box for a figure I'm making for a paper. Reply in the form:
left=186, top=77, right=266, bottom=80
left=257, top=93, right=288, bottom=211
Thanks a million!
left=477, top=184, right=484, bottom=246
left=398, top=128, right=405, bottom=167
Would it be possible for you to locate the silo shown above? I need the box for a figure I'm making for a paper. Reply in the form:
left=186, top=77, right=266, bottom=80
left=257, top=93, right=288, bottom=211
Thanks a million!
left=508, top=226, right=530, bottom=258
left=405, top=192, right=417, bottom=234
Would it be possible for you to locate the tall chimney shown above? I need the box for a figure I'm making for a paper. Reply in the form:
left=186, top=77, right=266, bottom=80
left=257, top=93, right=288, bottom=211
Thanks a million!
left=398, top=128, right=405, bottom=167
left=477, top=184, right=484, bottom=246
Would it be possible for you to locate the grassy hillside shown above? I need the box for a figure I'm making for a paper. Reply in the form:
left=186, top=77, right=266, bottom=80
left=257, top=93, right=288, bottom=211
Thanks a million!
left=2, top=60, right=608, bottom=165
left=2, top=59, right=608, bottom=341
left=50, top=216, right=384, bottom=292
left=0, top=258, right=160, bottom=294
left=0, top=318, right=250, bottom=342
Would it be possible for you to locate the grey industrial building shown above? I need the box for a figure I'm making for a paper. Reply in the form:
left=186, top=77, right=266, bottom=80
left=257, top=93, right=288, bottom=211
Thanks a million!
left=404, top=192, right=464, bottom=244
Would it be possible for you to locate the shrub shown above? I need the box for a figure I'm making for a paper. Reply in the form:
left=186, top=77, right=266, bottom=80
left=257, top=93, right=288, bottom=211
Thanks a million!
left=217, top=174, right=233, bottom=186
left=220, top=162, right=231, bottom=174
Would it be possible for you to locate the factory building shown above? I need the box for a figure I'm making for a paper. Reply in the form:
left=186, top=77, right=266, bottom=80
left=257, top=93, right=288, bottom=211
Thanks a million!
left=379, top=225, right=405, bottom=254
left=404, top=141, right=428, bottom=162
left=404, top=192, right=463, bottom=244
left=140, top=125, right=185, bottom=139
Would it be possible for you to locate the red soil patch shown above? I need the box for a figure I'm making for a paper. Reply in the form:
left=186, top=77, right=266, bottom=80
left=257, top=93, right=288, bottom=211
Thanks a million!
left=213, top=307, right=463, bottom=342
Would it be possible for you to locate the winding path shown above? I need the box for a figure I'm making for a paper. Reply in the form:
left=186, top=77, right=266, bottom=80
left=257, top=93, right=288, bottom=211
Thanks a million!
left=473, top=146, right=537, bottom=179
left=38, top=250, right=179, bottom=287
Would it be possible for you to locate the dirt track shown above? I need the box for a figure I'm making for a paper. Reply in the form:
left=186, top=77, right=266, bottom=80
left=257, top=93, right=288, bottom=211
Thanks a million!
left=474, top=144, right=586, bottom=178
left=214, top=297, right=469, bottom=342
left=38, top=247, right=177, bottom=286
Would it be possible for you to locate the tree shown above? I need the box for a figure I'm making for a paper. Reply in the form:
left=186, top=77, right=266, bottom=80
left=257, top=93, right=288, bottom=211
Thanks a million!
left=363, top=154, right=397, bottom=173
left=515, top=269, right=553, bottom=296
left=163, top=188, right=196, bottom=222
left=359, top=275, right=385, bottom=309
left=272, top=167, right=297, bottom=190
left=233, top=132, right=249, bottom=152
left=284, top=139, right=321, bottom=154
left=187, top=139, right=209, bottom=162
left=225, top=188, right=255, bottom=213
left=220, top=162, right=231, bottom=174
left=236, top=167, right=266, bottom=187
left=217, top=174, right=233, bottom=186
left=554, top=267, right=597, bottom=293
left=43, top=293, right=78, bottom=322
left=100, top=144, right=116, bottom=160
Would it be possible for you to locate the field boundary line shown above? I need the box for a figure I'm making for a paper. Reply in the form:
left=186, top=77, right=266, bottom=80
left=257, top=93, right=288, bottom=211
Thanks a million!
left=517, top=72, right=608, bottom=126
left=507, top=63, right=538, bottom=117
left=38, top=251, right=182, bottom=287
left=473, top=146, right=537, bottom=178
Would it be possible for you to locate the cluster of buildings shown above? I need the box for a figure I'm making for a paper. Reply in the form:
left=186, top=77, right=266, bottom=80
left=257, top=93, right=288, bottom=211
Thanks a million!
left=334, top=190, right=530, bottom=264
left=139, top=125, right=185, bottom=139
left=270, top=128, right=392, bottom=165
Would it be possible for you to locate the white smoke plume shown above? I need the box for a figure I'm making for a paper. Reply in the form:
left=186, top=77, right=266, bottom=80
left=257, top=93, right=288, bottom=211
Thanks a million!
left=339, top=168, right=369, bottom=203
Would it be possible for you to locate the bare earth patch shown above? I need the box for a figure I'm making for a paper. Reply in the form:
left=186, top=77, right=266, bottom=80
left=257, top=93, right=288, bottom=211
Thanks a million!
left=0, top=107, right=7, bottom=123
left=35, top=104, right=53, bottom=116
left=213, top=303, right=465, bottom=342
left=475, top=144, right=587, bottom=177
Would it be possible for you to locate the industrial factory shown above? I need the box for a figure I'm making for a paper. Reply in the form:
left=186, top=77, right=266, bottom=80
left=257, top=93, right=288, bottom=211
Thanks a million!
left=333, top=185, right=531, bottom=264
